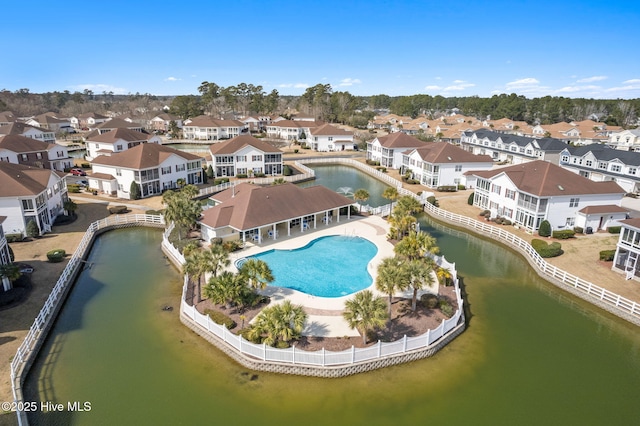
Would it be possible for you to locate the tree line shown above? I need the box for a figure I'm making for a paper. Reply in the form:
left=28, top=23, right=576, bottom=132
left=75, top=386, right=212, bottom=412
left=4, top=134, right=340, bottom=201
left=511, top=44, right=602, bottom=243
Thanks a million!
left=2, top=85, right=639, bottom=129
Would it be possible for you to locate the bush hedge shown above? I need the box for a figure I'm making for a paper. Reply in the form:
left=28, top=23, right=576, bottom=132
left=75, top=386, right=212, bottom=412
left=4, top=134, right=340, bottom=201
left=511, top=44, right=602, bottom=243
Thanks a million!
left=574, top=226, right=584, bottom=234
left=436, top=185, right=457, bottom=192
left=607, top=226, right=621, bottom=234
left=283, top=165, right=293, bottom=176
left=538, top=220, right=552, bottom=237
left=5, top=233, right=23, bottom=243
left=552, top=229, right=575, bottom=239
left=214, top=178, right=229, bottom=185
left=204, top=309, right=236, bottom=329
left=467, top=192, right=474, bottom=205
left=421, top=294, right=439, bottom=309
left=67, top=184, right=81, bottom=193
left=376, top=166, right=387, bottom=173
left=236, top=174, right=248, bottom=179
left=426, top=196, right=439, bottom=207
left=531, top=239, right=563, bottom=258
left=457, top=184, right=466, bottom=190
left=438, top=298, right=454, bottom=318
left=47, top=249, right=66, bottom=263
left=599, top=250, right=615, bottom=261
left=108, top=205, right=128, bottom=214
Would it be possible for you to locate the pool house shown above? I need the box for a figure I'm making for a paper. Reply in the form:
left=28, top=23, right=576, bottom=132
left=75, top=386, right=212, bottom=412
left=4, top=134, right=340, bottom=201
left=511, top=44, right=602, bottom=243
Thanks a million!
left=199, top=183, right=354, bottom=244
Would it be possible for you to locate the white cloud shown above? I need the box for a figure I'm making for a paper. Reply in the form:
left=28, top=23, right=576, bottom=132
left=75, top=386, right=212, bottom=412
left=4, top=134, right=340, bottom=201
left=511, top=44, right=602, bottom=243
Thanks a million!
left=623, top=79, right=640, bottom=84
left=70, top=84, right=128, bottom=94
left=556, top=85, right=601, bottom=93
left=452, top=79, right=465, bottom=84
left=505, top=78, right=540, bottom=89
left=442, top=83, right=475, bottom=92
left=164, top=76, right=181, bottom=81
left=576, top=76, right=607, bottom=83
left=278, top=83, right=309, bottom=89
left=424, top=85, right=442, bottom=91
left=339, top=78, right=362, bottom=87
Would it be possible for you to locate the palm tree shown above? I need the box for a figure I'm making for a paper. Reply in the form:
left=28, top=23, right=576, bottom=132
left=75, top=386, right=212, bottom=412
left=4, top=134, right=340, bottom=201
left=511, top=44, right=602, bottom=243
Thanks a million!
left=394, top=231, right=439, bottom=261
left=382, top=187, right=399, bottom=213
left=353, top=188, right=370, bottom=212
left=208, top=243, right=230, bottom=277
left=375, top=256, right=409, bottom=319
left=436, top=266, right=453, bottom=286
left=404, top=259, right=435, bottom=311
left=63, top=199, right=78, bottom=217
left=203, top=271, right=245, bottom=309
left=248, top=300, right=307, bottom=346
left=183, top=249, right=210, bottom=303
left=239, top=258, right=274, bottom=289
left=343, top=290, right=388, bottom=344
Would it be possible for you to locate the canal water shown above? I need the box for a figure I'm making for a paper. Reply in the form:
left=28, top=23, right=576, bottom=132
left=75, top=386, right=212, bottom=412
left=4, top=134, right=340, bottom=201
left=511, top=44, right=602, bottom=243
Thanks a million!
left=23, top=172, right=640, bottom=425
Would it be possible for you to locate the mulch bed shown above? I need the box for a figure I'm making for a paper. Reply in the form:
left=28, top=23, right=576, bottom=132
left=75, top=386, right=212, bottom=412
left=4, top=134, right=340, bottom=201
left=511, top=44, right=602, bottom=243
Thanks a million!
left=191, top=283, right=458, bottom=352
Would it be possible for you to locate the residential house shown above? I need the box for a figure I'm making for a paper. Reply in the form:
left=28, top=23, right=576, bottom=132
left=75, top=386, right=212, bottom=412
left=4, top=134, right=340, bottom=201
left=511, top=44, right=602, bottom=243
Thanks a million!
left=308, top=123, right=355, bottom=152
left=559, top=144, right=640, bottom=194
left=150, top=113, right=183, bottom=132
left=0, top=111, right=17, bottom=127
left=182, top=116, right=246, bottom=141
left=0, top=162, right=68, bottom=236
left=241, top=115, right=272, bottom=133
left=466, top=160, right=625, bottom=233
left=265, top=119, right=321, bottom=141
left=0, top=217, right=12, bottom=291
left=367, top=132, right=429, bottom=169
left=460, top=129, right=567, bottom=165
left=25, top=113, right=74, bottom=134
left=0, top=122, right=56, bottom=144
left=89, top=143, right=203, bottom=198
left=199, top=183, right=354, bottom=244
left=85, top=128, right=162, bottom=161
left=607, top=129, right=640, bottom=151
left=71, top=112, right=109, bottom=130
left=612, top=218, right=640, bottom=280
left=402, top=142, right=493, bottom=188
left=0, top=134, right=72, bottom=171
left=208, top=135, right=283, bottom=178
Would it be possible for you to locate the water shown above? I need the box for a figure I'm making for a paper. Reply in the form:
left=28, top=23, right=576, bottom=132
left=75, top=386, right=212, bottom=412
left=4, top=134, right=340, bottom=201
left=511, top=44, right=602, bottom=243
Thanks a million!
left=23, top=221, right=640, bottom=425
left=250, top=235, right=377, bottom=297
left=300, top=164, right=391, bottom=207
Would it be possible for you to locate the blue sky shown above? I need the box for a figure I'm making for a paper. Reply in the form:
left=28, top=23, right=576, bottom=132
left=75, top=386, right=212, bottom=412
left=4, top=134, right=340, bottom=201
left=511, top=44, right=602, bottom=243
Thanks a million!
left=2, top=0, right=639, bottom=99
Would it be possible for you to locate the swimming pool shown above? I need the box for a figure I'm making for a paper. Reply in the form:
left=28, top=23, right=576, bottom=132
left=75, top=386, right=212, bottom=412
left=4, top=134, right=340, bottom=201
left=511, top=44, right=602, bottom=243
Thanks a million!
left=248, top=235, right=378, bottom=298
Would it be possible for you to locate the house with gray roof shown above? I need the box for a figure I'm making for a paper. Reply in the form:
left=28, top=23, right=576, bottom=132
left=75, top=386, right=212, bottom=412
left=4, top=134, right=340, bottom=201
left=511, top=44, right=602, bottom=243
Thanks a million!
left=460, top=129, right=568, bottom=165
left=208, top=135, right=283, bottom=177
left=559, top=144, right=640, bottom=194
left=0, top=162, right=69, bottom=236
left=90, top=143, right=202, bottom=198
left=199, top=183, right=354, bottom=244
left=466, top=160, right=625, bottom=233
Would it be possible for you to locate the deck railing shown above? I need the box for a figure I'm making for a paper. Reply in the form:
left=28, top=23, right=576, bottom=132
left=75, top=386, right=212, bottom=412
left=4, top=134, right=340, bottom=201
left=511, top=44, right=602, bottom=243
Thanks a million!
left=422, top=202, right=640, bottom=325
left=10, top=214, right=165, bottom=426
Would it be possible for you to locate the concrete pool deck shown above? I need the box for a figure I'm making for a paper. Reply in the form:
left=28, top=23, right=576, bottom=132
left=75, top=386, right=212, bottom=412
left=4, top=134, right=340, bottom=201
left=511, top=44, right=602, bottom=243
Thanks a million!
left=229, top=215, right=437, bottom=337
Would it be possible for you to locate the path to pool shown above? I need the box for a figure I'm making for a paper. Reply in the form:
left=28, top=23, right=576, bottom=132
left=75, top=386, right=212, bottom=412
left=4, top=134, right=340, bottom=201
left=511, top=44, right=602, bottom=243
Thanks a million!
left=230, top=215, right=433, bottom=337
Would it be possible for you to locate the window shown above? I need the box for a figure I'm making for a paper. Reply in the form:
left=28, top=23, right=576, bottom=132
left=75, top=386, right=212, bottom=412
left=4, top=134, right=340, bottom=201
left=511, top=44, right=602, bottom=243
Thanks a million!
left=491, top=184, right=501, bottom=195
left=161, top=166, right=172, bottom=175
left=598, top=162, right=607, bottom=170
left=328, top=137, right=333, bottom=142
left=629, top=168, right=637, bottom=175
left=22, top=199, right=34, bottom=210
left=569, top=198, right=579, bottom=208
left=455, top=165, right=462, bottom=172
left=21, top=154, right=28, bottom=161
left=116, top=168, right=122, bottom=176
left=505, top=189, right=516, bottom=199
left=175, top=164, right=185, bottom=172
left=236, top=155, right=247, bottom=162
left=566, top=217, right=575, bottom=227
left=585, top=160, right=593, bottom=167
left=611, top=164, right=621, bottom=173
left=251, top=155, right=262, bottom=162
left=36, top=152, right=42, bottom=159
left=116, top=145, right=123, bottom=151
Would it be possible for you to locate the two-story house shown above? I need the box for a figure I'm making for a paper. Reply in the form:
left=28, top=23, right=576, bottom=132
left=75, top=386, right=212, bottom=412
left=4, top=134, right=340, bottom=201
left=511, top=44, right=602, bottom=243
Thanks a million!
left=559, top=144, right=640, bottom=194
left=460, top=129, right=567, bottom=165
left=150, top=113, right=183, bottom=132
left=612, top=218, right=640, bottom=280
left=402, top=142, right=493, bottom=188
left=308, top=123, right=355, bottom=152
left=71, top=112, right=110, bottom=130
left=25, top=113, right=74, bottom=134
left=85, top=128, right=162, bottom=161
left=367, top=132, right=429, bottom=169
left=0, top=162, right=68, bottom=236
left=208, top=135, right=283, bottom=177
left=0, top=122, right=56, bottom=144
left=89, top=143, right=203, bottom=198
left=466, top=160, right=625, bottom=233
left=265, top=119, right=321, bottom=141
left=0, top=134, right=72, bottom=171
left=607, top=129, right=640, bottom=151
left=182, top=116, right=246, bottom=141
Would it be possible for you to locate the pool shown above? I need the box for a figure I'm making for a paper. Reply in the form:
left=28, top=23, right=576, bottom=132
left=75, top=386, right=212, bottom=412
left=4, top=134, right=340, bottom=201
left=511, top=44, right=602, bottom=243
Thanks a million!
left=248, top=235, right=378, bottom=297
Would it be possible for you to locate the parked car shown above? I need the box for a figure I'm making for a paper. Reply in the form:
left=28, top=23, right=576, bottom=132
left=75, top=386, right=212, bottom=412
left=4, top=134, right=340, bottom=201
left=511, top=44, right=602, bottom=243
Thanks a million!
left=70, top=168, right=86, bottom=176
left=77, top=179, right=89, bottom=187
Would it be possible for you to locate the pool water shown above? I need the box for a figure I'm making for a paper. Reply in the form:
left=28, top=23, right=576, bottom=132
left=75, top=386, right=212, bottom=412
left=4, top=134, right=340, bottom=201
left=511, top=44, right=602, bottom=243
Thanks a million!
left=249, top=235, right=377, bottom=297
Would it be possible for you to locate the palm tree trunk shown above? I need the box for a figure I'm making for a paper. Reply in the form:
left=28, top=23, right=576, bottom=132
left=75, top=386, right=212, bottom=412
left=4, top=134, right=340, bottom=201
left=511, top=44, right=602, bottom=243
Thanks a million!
left=388, top=294, right=393, bottom=319
left=412, top=287, right=418, bottom=311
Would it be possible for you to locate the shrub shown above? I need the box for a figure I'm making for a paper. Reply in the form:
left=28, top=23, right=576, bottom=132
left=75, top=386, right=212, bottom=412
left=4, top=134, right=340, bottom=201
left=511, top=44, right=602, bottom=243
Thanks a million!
left=214, top=178, right=229, bottom=185
left=5, top=233, right=23, bottom=243
left=439, top=298, right=454, bottom=318
left=436, top=185, right=457, bottom=192
left=421, top=294, right=439, bottom=309
left=293, top=149, right=299, bottom=154
left=146, top=210, right=161, bottom=216
left=67, top=184, right=81, bottom=193
left=457, top=184, right=466, bottom=190
left=366, top=159, right=381, bottom=166
left=204, top=309, right=236, bottom=329
left=552, top=229, right=575, bottom=239
left=26, top=220, right=40, bottom=238
left=47, top=249, right=66, bottom=263
left=108, top=205, right=128, bottom=214
left=80, top=163, right=90, bottom=169
left=406, top=178, right=419, bottom=184
left=254, top=173, right=266, bottom=178
left=531, top=239, right=563, bottom=258
left=236, top=173, right=248, bottom=179
left=210, top=237, right=223, bottom=246
left=538, top=220, right=552, bottom=237
left=502, top=218, right=512, bottom=225
left=599, top=250, right=615, bottom=261
left=130, top=181, right=141, bottom=200
left=607, top=226, right=621, bottom=234
left=574, top=226, right=584, bottom=234
left=467, top=192, right=474, bottom=205
left=283, top=165, right=292, bottom=176
left=479, top=209, right=490, bottom=217
left=222, top=240, right=243, bottom=252
left=376, top=166, right=387, bottom=173
left=426, top=196, right=439, bottom=207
